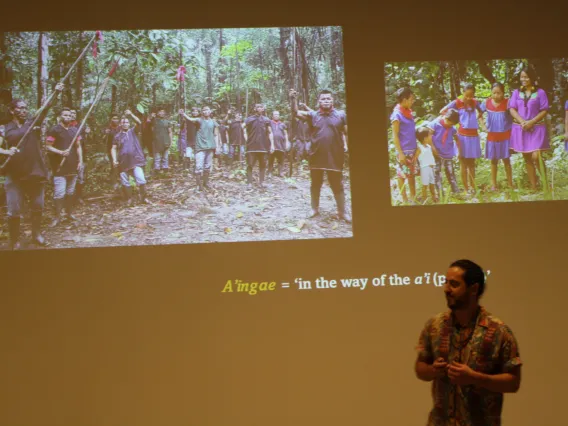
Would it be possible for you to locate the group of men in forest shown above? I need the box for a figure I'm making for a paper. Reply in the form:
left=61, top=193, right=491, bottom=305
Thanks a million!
left=0, top=85, right=350, bottom=250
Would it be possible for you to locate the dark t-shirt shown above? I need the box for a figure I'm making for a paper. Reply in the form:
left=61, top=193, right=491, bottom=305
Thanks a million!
left=219, top=124, right=228, bottom=145
left=186, top=120, right=199, bottom=148
left=151, top=118, right=171, bottom=152
left=106, top=125, right=120, bottom=151
left=245, top=115, right=271, bottom=152
left=113, top=128, right=146, bottom=172
left=47, top=124, right=80, bottom=176
left=3, top=119, right=49, bottom=181
left=293, top=119, right=310, bottom=142
left=228, top=121, right=245, bottom=145
left=270, top=120, right=287, bottom=152
left=301, top=108, right=347, bottom=171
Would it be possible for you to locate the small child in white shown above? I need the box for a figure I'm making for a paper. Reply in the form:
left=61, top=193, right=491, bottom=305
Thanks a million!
left=416, top=127, right=438, bottom=203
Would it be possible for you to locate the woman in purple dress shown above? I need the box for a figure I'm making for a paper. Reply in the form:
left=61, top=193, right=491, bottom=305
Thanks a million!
left=479, top=82, right=513, bottom=191
left=440, top=83, right=485, bottom=194
left=508, top=66, right=550, bottom=191
left=391, top=87, right=417, bottom=204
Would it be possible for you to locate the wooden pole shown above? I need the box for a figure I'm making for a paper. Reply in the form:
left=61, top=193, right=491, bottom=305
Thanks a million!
left=0, top=32, right=99, bottom=171
left=57, top=59, right=118, bottom=172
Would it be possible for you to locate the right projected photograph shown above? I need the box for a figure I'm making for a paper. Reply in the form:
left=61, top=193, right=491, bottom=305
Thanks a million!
left=385, top=58, right=568, bottom=206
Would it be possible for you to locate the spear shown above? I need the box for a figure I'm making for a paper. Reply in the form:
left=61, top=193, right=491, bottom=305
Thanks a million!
left=56, top=59, right=119, bottom=173
left=176, top=65, right=187, bottom=157
left=0, top=31, right=103, bottom=171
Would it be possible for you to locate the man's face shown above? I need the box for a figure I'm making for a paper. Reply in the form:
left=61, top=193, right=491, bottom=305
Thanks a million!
left=157, top=109, right=166, bottom=118
left=255, top=104, right=265, bottom=115
left=444, top=266, right=476, bottom=311
left=11, top=101, right=28, bottom=121
left=111, top=116, right=120, bottom=126
left=120, top=118, right=130, bottom=130
left=70, top=110, right=77, bottom=121
left=272, top=111, right=280, bottom=121
left=191, top=108, right=200, bottom=117
left=235, top=114, right=242, bottom=121
left=60, top=110, right=73, bottom=125
left=318, top=93, right=333, bottom=110
left=202, top=107, right=211, bottom=118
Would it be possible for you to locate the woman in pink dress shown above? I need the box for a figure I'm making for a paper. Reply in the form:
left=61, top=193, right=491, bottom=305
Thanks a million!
left=508, top=66, right=550, bottom=191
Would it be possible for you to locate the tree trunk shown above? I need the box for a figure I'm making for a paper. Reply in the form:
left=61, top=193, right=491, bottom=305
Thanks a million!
left=476, top=60, right=496, bottom=85
left=74, top=32, right=85, bottom=111
left=111, top=84, right=117, bottom=114
left=278, top=28, right=292, bottom=89
left=0, top=31, right=14, bottom=122
left=204, top=45, right=213, bottom=97
left=295, top=29, right=310, bottom=106
left=329, top=27, right=339, bottom=87
left=37, top=32, right=50, bottom=109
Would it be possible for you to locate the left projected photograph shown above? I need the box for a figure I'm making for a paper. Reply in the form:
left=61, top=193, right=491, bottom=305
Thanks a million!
left=0, top=27, right=351, bottom=251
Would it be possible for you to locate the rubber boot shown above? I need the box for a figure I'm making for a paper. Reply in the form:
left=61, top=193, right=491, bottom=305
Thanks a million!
left=31, top=211, right=48, bottom=246
left=65, top=195, right=78, bottom=222
left=8, top=216, right=21, bottom=250
left=259, top=166, right=266, bottom=188
left=277, top=161, right=283, bottom=178
left=139, top=184, right=148, bottom=204
left=246, top=167, right=253, bottom=186
left=335, top=192, right=352, bottom=223
left=203, top=170, right=210, bottom=190
left=75, top=182, right=85, bottom=205
left=123, top=186, right=133, bottom=207
left=50, top=198, right=64, bottom=227
left=195, top=173, right=204, bottom=192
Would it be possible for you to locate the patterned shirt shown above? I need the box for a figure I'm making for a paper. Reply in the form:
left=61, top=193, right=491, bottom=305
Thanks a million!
left=416, top=306, right=522, bottom=426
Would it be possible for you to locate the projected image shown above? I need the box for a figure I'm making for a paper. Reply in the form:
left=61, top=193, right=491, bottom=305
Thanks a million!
left=385, top=59, right=568, bottom=206
left=0, top=27, right=351, bottom=251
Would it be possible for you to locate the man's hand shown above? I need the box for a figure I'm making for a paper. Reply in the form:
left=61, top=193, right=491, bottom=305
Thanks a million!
left=113, top=160, right=119, bottom=167
left=397, top=152, right=406, bottom=164
left=60, top=149, right=70, bottom=157
left=6, top=147, right=19, bottom=156
left=299, top=102, right=308, bottom=110
left=447, top=361, right=477, bottom=386
left=179, top=109, right=185, bottom=115
left=432, top=358, right=448, bottom=378
left=77, top=162, right=84, bottom=171
left=125, top=110, right=132, bottom=117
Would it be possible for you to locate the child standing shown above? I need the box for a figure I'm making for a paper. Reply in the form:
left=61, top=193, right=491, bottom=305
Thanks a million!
left=427, top=109, right=461, bottom=197
left=479, top=82, right=513, bottom=190
left=415, top=127, right=438, bottom=203
left=441, top=83, right=485, bottom=193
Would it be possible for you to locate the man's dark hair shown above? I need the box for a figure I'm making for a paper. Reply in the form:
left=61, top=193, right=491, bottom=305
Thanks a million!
left=60, top=107, right=72, bottom=116
left=318, top=89, right=333, bottom=99
left=463, top=83, right=475, bottom=93
left=450, top=259, right=485, bottom=298
left=395, top=87, right=413, bottom=103
left=9, top=99, right=25, bottom=110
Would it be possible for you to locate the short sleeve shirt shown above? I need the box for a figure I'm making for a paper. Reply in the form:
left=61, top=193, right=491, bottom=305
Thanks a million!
left=303, top=108, right=347, bottom=171
left=416, top=307, right=522, bottom=426
left=245, top=115, right=271, bottom=152
left=195, top=118, right=218, bottom=151
left=47, top=124, right=80, bottom=176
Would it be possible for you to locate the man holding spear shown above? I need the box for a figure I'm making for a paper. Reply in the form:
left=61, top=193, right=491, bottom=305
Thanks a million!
left=46, top=107, right=83, bottom=227
left=1, top=83, right=64, bottom=249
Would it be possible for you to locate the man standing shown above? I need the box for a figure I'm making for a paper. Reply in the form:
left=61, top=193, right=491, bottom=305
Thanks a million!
left=244, top=103, right=274, bottom=189
left=289, top=89, right=350, bottom=222
left=268, top=111, right=289, bottom=177
left=415, top=259, right=522, bottom=426
left=180, top=106, right=220, bottom=192
left=227, top=110, right=246, bottom=165
left=111, top=110, right=148, bottom=205
left=46, top=107, right=84, bottom=227
left=69, top=108, right=90, bottom=204
left=1, top=83, right=64, bottom=249
left=147, top=108, right=172, bottom=177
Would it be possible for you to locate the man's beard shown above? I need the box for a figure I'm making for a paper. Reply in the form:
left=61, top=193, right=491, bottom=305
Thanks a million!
left=447, top=296, right=468, bottom=311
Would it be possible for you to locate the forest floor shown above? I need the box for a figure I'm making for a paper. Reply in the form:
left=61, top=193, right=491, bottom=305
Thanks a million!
left=0, top=158, right=353, bottom=251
